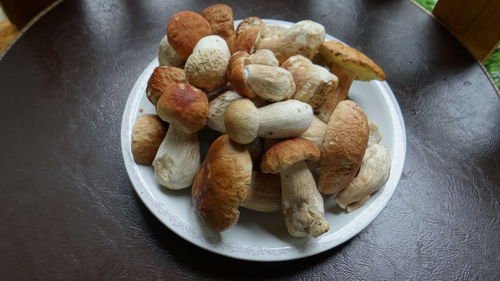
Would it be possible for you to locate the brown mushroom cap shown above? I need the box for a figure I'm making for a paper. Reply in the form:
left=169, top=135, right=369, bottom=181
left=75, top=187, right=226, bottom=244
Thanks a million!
left=167, top=11, right=212, bottom=57
left=192, top=135, right=252, bottom=232
left=228, top=51, right=256, bottom=98
left=156, top=83, right=208, bottom=134
left=235, top=17, right=265, bottom=37
left=146, top=67, right=186, bottom=105
left=233, top=27, right=263, bottom=54
left=261, top=138, right=320, bottom=174
left=131, top=114, right=168, bottom=165
left=201, top=4, right=235, bottom=51
left=317, top=41, right=385, bottom=81
left=319, top=100, right=369, bottom=194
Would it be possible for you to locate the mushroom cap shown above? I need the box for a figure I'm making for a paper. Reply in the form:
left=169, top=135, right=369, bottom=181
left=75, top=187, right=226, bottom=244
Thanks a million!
left=272, top=20, right=325, bottom=63
left=156, top=83, right=208, bottom=134
left=192, top=135, right=252, bottom=232
left=158, top=35, right=186, bottom=67
left=228, top=51, right=256, bottom=98
left=233, top=26, right=263, bottom=54
left=245, top=64, right=296, bottom=102
left=201, top=4, right=235, bottom=51
left=319, top=100, right=369, bottom=194
left=224, top=99, right=259, bottom=144
left=146, top=66, right=186, bottom=105
left=317, top=41, right=385, bottom=81
left=193, top=35, right=231, bottom=59
left=207, top=90, right=242, bottom=132
left=261, top=138, right=320, bottom=174
left=184, top=49, right=229, bottom=92
left=246, top=49, right=279, bottom=67
left=235, top=17, right=265, bottom=37
left=167, top=11, right=212, bottom=57
left=131, top=114, right=168, bottom=165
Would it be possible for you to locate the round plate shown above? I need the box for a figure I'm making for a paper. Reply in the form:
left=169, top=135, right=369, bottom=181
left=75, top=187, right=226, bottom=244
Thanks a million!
left=121, top=19, right=406, bottom=261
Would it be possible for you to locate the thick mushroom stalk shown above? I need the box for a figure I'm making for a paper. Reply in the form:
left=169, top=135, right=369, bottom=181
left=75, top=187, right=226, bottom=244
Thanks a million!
left=257, top=100, right=313, bottom=138
left=336, top=144, right=391, bottom=212
left=154, top=83, right=208, bottom=190
left=240, top=171, right=281, bottom=212
left=261, top=138, right=329, bottom=238
left=314, top=41, right=386, bottom=122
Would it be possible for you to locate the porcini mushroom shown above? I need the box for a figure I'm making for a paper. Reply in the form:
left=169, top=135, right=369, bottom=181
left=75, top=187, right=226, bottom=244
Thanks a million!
left=319, top=100, right=369, bottom=194
left=259, top=25, right=288, bottom=51
left=192, top=35, right=231, bottom=59
left=131, top=114, right=168, bottom=165
left=240, top=171, right=281, bottom=213
left=314, top=41, right=386, bottom=122
left=224, top=99, right=259, bottom=144
left=261, top=138, right=329, bottom=237
left=299, top=116, right=327, bottom=148
left=167, top=11, right=212, bottom=57
left=336, top=144, right=391, bottom=212
left=258, top=20, right=325, bottom=64
left=281, top=55, right=338, bottom=109
left=233, top=17, right=265, bottom=54
left=158, top=35, right=186, bottom=67
left=245, top=64, right=295, bottom=102
left=192, top=135, right=252, bottom=232
left=154, top=83, right=208, bottom=189
left=257, top=100, right=313, bottom=138
left=146, top=66, right=186, bottom=105
left=207, top=90, right=242, bottom=132
left=201, top=4, right=235, bottom=52
left=368, top=121, right=382, bottom=146
left=246, top=49, right=279, bottom=67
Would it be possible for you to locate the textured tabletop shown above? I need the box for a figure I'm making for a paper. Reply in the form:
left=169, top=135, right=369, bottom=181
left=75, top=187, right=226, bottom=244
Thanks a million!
left=0, top=0, right=498, bottom=280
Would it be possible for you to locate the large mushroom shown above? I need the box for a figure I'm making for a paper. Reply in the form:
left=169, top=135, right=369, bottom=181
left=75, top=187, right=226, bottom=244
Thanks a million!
left=319, top=100, right=369, bottom=194
left=154, top=83, right=208, bottom=190
left=224, top=99, right=313, bottom=144
left=192, top=135, right=252, bottom=232
left=281, top=55, right=338, bottom=109
left=261, top=138, right=329, bottom=237
left=314, top=41, right=386, bottom=122
left=336, top=144, right=391, bottom=212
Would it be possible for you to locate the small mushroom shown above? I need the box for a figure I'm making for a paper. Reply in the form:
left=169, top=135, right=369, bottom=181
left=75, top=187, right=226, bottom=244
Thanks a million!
left=192, top=35, right=231, bottom=59
left=131, top=114, right=168, bottom=165
left=257, top=100, right=313, bottom=139
left=336, top=144, right=391, bottom=212
left=281, top=55, right=338, bottom=109
left=246, top=49, right=279, bottom=67
left=261, top=138, right=329, bottom=237
left=314, top=41, right=386, bottom=122
left=245, top=64, right=296, bottom=102
left=158, top=35, right=186, bottom=67
left=233, top=17, right=265, bottom=54
left=224, top=99, right=259, bottom=144
left=201, top=4, right=235, bottom=52
left=184, top=48, right=229, bottom=92
left=207, top=90, right=242, bottom=133
left=258, top=20, right=325, bottom=64
left=146, top=66, right=186, bottom=105
left=154, top=83, right=208, bottom=189
left=319, top=100, right=369, bottom=194
left=192, top=135, right=252, bottom=232
left=167, top=11, right=212, bottom=57
left=240, top=171, right=281, bottom=212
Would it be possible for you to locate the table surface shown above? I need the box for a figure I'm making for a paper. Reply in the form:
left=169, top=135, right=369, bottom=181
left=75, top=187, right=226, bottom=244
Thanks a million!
left=0, top=0, right=498, bottom=280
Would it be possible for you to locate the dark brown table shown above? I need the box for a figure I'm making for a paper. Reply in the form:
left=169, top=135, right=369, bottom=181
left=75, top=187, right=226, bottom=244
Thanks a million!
left=1, top=0, right=499, bottom=280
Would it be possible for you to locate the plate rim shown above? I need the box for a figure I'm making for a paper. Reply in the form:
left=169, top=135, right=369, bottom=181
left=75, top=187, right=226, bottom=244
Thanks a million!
left=120, top=19, right=407, bottom=262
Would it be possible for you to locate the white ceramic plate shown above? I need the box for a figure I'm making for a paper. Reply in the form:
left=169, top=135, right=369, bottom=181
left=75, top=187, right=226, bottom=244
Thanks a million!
left=121, top=19, right=406, bottom=262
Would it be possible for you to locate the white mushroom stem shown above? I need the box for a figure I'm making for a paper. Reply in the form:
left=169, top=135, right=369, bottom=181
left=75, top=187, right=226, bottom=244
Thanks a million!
left=258, top=100, right=313, bottom=138
left=245, top=64, right=296, bottom=102
left=281, top=161, right=329, bottom=237
left=240, top=171, right=281, bottom=212
left=336, top=144, right=391, bottom=212
left=299, top=116, right=327, bottom=148
left=368, top=121, right=382, bottom=146
left=153, top=125, right=200, bottom=190
left=316, top=63, right=356, bottom=122
left=207, top=91, right=242, bottom=133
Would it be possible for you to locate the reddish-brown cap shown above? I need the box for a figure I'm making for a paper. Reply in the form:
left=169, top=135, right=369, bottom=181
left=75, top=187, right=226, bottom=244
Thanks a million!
left=146, top=66, right=186, bottom=105
left=131, top=114, right=168, bottom=165
left=192, top=135, right=252, bottom=232
left=319, top=100, right=369, bottom=194
left=156, top=83, right=208, bottom=133
left=261, top=138, right=320, bottom=174
left=167, top=11, right=212, bottom=57
left=228, top=51, right=256, bottom=98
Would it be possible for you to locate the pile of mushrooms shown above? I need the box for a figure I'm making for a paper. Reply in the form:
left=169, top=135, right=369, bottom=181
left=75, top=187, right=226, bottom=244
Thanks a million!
left=130, top=3, right=392, bottom=238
